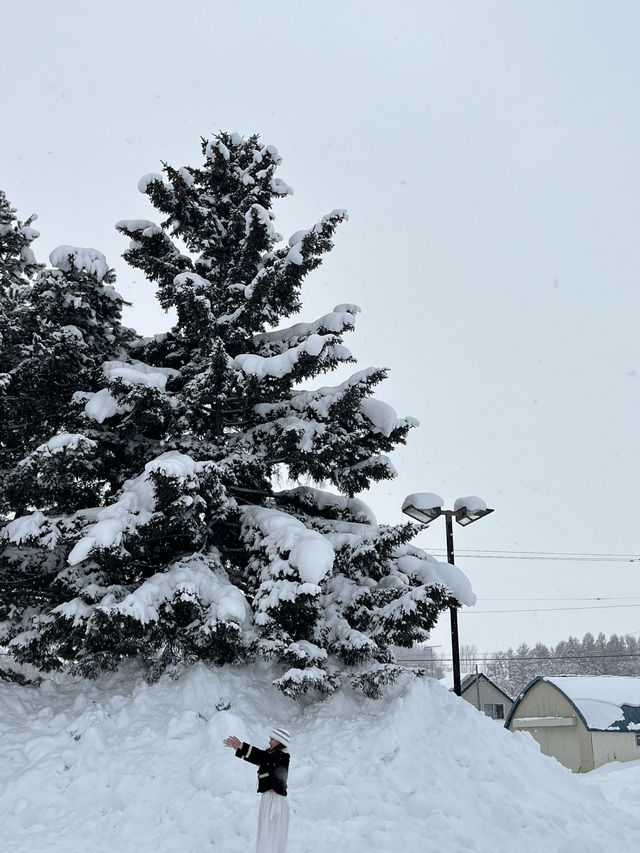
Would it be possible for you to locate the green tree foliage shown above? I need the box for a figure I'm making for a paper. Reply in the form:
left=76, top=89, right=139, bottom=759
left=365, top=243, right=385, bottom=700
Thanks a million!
left=0, top=134, right=462, bottom=696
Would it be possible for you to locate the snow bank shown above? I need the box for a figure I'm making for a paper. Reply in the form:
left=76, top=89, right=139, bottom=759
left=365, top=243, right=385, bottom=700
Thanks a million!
left=0, top=665, right=638, bottom=853
left=581, top=758, right=640, bottom=821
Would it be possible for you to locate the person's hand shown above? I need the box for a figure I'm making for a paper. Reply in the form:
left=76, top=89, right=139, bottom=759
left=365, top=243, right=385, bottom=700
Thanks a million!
left=223, top=735, right=242, bottom=750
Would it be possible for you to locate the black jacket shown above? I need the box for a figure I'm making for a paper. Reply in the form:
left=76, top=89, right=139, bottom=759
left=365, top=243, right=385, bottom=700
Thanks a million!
left=235, top=742, right=290, bottom=796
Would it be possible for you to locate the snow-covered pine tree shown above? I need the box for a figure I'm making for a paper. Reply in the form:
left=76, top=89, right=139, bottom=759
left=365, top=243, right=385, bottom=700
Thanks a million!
left=1, top=133, right=469, bottom=698
left=1, top=244, right=134, bottom=512
left=0, top=192, right=41, bottom=517
left=0, top=239, right=134, bottom=626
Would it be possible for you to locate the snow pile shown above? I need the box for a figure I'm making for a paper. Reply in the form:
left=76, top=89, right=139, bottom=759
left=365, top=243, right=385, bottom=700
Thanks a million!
left=581, top=758, right=640, bottom=821
left=1, top=666, right=638, bottom=853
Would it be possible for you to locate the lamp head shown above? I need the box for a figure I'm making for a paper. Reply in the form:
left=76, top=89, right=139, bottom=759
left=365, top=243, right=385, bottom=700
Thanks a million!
left=453, top=496, right=494, bottom=526
left=401, top=493, right=444, bottom=525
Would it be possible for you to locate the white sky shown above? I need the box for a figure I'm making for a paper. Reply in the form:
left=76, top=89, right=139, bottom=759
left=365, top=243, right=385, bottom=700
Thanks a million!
left=2, top=0, right=640, bottom=657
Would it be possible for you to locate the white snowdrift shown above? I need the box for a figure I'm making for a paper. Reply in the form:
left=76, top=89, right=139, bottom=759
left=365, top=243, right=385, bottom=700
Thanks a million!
left=1, top=665, right=638, bottom=853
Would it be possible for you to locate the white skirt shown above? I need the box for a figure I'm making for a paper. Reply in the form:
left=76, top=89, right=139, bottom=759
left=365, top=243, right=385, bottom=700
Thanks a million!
left=256, top=791, right=289, bottom=853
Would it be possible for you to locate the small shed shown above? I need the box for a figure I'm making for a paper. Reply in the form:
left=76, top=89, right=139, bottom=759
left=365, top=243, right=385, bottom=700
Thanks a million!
left=460, top=672, right=513, bottom=721
left=505, top=675, right=640, bottom=773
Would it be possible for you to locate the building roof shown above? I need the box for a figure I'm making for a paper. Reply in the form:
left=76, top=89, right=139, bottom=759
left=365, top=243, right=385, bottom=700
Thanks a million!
left=505, top=675, right=640, bottom=732
left=460, top=672, right=513, bottom=703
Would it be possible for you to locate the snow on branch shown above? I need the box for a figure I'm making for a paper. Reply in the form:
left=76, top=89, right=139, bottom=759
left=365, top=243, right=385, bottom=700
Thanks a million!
left=67, top=452, right=213, bottom=566
left=115, top=219, right=164, bottom=239
left=273, top=665, right=337, bottom=698
left=137, top=173, right=165, bottom=193
left=275, top=486, right=377, bottom=526
left=102, top=359, right=179, bottom=390
left=49, top=246, right=110, bottom=282
left=339, top=455, right=398, bottom=479
left=2, top=510, right=49, bottom=545
left=394, top=546, right=476, bottom=607
left=241, top=505, right=335, bottom=592
left=90, top=553, right=251, bottom=627
left=234, top=334, right=343, bottom=379
left=29, top=434, right=98, bottom=457
left=74, top=359, right=177, bottom=424
left=252, top=306, right=359, bottom=357
left=254, top=368, right=382, bottom=419
left=360, top=398, right=419, bottom=437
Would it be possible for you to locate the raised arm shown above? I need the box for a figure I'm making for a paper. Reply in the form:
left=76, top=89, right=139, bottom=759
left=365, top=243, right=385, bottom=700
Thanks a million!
left=234, top=741, right=272, bottom=766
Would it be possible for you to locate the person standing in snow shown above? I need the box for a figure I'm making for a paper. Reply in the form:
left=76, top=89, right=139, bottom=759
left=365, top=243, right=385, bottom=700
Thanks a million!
left=223, top=727, right=291, bottom=853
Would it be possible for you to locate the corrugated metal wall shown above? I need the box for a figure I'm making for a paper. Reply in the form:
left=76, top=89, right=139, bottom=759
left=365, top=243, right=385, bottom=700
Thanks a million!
left=591, top=731, right=640, bottom=766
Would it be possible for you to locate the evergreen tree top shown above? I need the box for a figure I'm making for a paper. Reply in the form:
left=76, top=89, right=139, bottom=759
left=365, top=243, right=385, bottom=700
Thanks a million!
left=0, top=132, right=465, bottom=699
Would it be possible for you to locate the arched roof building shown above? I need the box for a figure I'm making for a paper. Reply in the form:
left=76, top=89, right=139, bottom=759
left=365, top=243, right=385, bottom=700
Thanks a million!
left=505, top=675, right=640, bottom=773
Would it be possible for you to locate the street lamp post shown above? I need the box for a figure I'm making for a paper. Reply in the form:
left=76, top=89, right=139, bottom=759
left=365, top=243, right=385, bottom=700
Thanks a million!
left=401, top=493, right=494, bottom=698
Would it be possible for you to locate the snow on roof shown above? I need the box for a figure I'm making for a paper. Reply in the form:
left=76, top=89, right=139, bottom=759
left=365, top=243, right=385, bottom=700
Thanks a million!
left=460, top=672, right=513, bottom=702
left=536, top=676, right=640, bottom=732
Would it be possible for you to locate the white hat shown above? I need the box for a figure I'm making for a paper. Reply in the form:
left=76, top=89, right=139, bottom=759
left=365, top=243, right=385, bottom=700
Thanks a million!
left=269, top=727, right=291, bottom=746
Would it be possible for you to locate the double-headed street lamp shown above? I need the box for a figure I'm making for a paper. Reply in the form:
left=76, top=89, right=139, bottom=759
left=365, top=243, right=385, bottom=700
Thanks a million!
left=401, top=493, right=494, bottom=698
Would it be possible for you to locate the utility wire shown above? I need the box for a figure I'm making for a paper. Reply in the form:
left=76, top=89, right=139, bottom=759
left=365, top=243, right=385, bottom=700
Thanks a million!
left=430, top=549, right=639, bottom=558
left=480, top=596, right=640, bottom=601
left=398, top=653, right=640, bottom=662
left=429, top=551, right=640, bottom=562
left=463, top=603, right=640, bottom=614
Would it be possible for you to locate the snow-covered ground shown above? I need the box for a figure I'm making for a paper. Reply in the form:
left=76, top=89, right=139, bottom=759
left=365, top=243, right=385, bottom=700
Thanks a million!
left=1, top=664, right=638, bottom=853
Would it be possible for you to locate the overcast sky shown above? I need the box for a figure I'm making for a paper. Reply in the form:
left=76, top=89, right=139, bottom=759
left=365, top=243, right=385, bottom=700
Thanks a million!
left=2, top=0, right=640, bottom=657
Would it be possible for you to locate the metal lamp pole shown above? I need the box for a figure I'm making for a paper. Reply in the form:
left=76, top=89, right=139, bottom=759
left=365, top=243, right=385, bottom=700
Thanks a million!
left=443, top=510, right=462, bottom=697
left=401, top=494, right=494, bottom=699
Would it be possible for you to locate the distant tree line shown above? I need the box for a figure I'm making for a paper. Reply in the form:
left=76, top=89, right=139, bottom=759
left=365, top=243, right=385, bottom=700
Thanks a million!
left=460, top=633, right=640, bottom=698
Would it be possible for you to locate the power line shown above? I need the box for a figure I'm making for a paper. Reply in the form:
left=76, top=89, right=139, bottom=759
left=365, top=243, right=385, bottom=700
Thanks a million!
left=432, top=549, right=640, bottom=558
left=463, top=603, right=640, bottom=615
left=398, top=653, right=640, bottom=663
left=480, top=596, right=640, bottom=601
left=428, top=550, right=640, bottom=563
